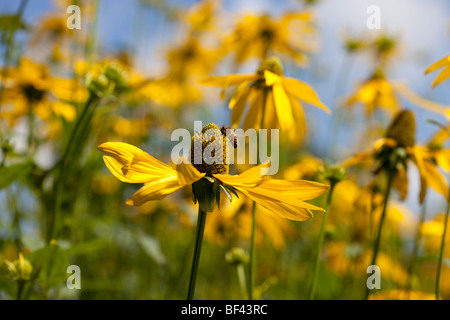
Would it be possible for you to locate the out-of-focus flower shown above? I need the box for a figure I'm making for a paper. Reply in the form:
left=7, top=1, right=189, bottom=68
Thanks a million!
left=200, top=57, right=330, bottom=141
left=345, top=70, right=448, bottom=117
left=221, top=12, right=318, bottom=67
left=343, top=110, right=448, bottom=203
left=283, top=155, right=323, bottom=180
left=184, top=0, right=220, bottom=32
left=138, top=34, right=219, bottom=108
left=425, top=54, right=450, bottom=88
left=422, top=213, right=450, bottom=256
left=204, top=196, right=295, bottom=249
left=324, top=241, right=409, bottom=286
left=98, top=123, right=329, bottom=219
left=29, top=14, right=74, bottom=62
left=1, top=57, right=87, bottom=127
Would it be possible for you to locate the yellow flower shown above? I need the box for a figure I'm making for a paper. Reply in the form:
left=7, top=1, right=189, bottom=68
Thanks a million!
left=346, top=70, right=448, bottom=117
left=221, top=12, right=318, bottom=67
left=425, top=55, right=450, bottom=88
left=343, top=110, right=448, bottom=203
left=1, top=57, right=87, bottom=127
left=185, top=0, right=219, bottom=32
left=200, top=57, right=330, bottom=141
left=4, top=253, right=33, bottom=281
left=98, top=124, right=329, bottom=220
left=324, top=241, right=408, bottom=286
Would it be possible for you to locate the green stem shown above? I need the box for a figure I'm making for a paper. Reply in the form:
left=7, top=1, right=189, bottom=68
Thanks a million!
left=236, top=263, right=248, bottom=300
left=187, top=207, right=207, bottom=300
left=249, top=202, right=257, bottom=300
left=308, top=180, right=337, bottom=300
left=364, top=170, right=394, bottom=300
left=435, top=185, right=450, bottom=300
left=47, top=93, right=100, bottom=243
left=16, top=280, right=25, bottom=300
left=248, top=87, right=269, bottom=300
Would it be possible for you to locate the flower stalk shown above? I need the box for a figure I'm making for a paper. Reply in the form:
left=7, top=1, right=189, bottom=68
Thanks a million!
left=309, top=179, right=337, bottom=300
left=187, top=207, right=208, bottom=300
left=364, top=169, right=395, bottom=300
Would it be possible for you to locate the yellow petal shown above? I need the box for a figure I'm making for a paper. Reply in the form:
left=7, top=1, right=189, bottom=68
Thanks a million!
left=425, top=55, right=450, bottom=74
left=432, top=66, right=450, bottom=88
left=282, top=77, right=330, bottom=114
left=125, top=174, right=181, bottom=206
left=98, top=142, right=173, bottom=183
left=176, top=160, right=205, bottom=186
left=272, top=82, right=294, bottom=131
left=230, top=86, right=253, bottom=127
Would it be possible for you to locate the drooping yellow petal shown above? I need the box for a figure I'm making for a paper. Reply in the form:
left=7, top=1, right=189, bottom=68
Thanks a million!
left=214, top=163, right=268, bottom=188
left=125, top=174, right=181, bottom=206
left=282, top=77, right=330, bottom=113
left=230, top=86, right=253, bottom=127
left=272, top=81, right=294, bottom=132
left=431, top=67, right=450, bottom=88
left=98, top=142, right=173, bottom=183
left=176, top=160, right=205, bottom=186
left=425, top=55, right=450, bottom=74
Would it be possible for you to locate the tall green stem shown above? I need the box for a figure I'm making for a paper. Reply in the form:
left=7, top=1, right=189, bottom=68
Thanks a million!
left=187, top=207, right=208, bottom=300
left=47, top=93, right=100, bottom=243
left=364, top=170, right=394, bottom=300
left=248, top=88, right=268, bottom=300
left=309, top=180, right=336, bottom=300
left=435, top=185, right=450, bottom=300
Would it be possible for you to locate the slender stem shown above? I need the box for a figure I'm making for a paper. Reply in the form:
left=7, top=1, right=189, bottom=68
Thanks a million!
left=187, top=207, right=208, bottom=300
left=406, top=197, right=427, bottom=293
left=309, top=180, right=337, bottom=300
left=248, top=87, right=269, bottom=300
left=249, top=202, right=257, bottom=300
left=364, top=170, right=394, bottom=300
left=435, top=185, right=450, bottom=300
left=236, top=264, right=248, bottom=300
left=47, top=93, right=99, bottom=243
left=16, top=280, right=25, bottom=300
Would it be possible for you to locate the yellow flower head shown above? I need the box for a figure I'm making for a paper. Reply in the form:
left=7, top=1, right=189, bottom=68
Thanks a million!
left=98, top=123, right=329, bottom=219
left=221, top=12, right=318, bottom=67
left=200, top=57, right=330, bottom=142
left=343, top=110, right=448, bottom=203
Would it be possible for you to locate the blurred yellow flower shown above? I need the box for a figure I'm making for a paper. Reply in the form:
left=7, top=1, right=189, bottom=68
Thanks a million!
left=343, top=110, right=448, bottom=203
left=1, top=57, right=87, bottom=127
left=425, top=55, right=450, bottom=88
left=346, top=70, right=448, bottom=117
left=200, top=57, right=330, bottom=141
left=324, top=241, right=409, bottom=286
left=221, top=12, right=318, bottom=67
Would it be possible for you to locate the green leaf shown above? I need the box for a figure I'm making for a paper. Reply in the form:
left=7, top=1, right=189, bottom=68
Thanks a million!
left=26, top=242, right=71, bottom=289
left=0, top=162, right=32, bottom=189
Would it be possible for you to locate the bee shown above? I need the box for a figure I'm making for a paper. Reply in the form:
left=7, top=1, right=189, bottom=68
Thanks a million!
left=220, top=125, right=238, bottom=148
